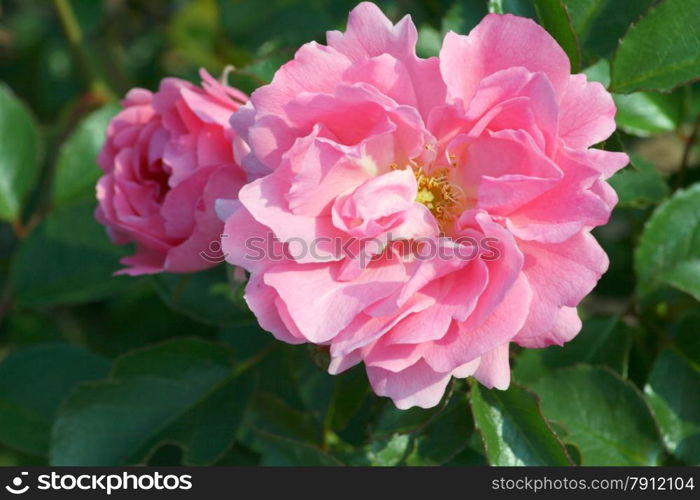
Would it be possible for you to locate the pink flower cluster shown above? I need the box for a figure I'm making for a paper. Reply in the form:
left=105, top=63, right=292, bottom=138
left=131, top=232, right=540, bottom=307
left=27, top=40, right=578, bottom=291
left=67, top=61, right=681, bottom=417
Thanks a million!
left=96, top=3, right=627, bottom=408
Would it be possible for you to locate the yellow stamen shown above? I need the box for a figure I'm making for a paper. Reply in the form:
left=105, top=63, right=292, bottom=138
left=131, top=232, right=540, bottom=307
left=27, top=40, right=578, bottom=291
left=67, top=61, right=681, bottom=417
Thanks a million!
left=412, top=166, right=464, bottom=232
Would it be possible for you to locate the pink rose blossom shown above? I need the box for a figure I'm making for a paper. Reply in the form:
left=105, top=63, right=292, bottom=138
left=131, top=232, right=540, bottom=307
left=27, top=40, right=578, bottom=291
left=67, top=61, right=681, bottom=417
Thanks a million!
left=222, top=3, right=628, bottom=408
left=96, top=69, right=247, bottom=275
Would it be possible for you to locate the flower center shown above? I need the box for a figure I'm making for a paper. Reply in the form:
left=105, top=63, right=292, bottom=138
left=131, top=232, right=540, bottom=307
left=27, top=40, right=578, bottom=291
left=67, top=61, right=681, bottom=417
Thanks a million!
left=412, top=166, right=464, bottom=233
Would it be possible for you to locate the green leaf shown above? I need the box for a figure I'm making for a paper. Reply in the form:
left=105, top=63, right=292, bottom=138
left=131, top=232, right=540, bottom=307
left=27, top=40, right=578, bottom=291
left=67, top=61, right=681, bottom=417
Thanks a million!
left=635, top=183, right=700, bottom=300
left=80, top=291, right=216, bottom=358
left=583, top=60, right=683, bottom=137
left=645, top=350, right=700, bottom=465
left=405, top=393, right=473, bottom=465
left=152, top=267, right=249, bottom=326
left=2, top=311, right=62, bottom=348
left=52, top=104, right=119, bottom=207
left=246, top=392, right=322, bottom=446
left=236, top=52, right=291, bottom=85
left=532, top=0, right=580, bottom=71
left=325, top=366, right=370, bottom=432
left=342, top=389, right=473, bottom=466
left=470, top=382, right=573, bottom=466
left=0, top=343, right=109, bottom=457
left=253, top=433, right=343, bottom=466
left=658, top=260, right=700, bottom=303
left=283, top=348, right=369, bottom=434
left=582, top=58, right=610, bottom=85
left=214, top=443, right=260, bottom=465
left=444, top=442, right=488, bottom=465
left=373, top=403, right=437, bottom=439
left=532, top=365, right=663, bottom=465
left=219, top=320, right=276, bottom=364
left=288, top=350, right=337, bottom=424
left=416, top=25, right=442, bottom=59
left=167, top=0, right=222, bottom=71
left=418, top=1, right=488, bottom=59
left=489, top=0, right=536, bottom=18
left=50, top=338, right=254, bottom=465
left=611, top=0, right=700, bottom=93
left=488, top=0, right=504, bottom=14
left=673, top=312, right=700, bottom=365
left=609, top=154, right=669, bottom=208
left=238, top=343, right=305, bottom=410
left=566, top=0, right=653, bottom=59
left=217, top=0, right=353, bottom=53
left=0, top=83, right=41, bottom=222
left=364, top=434, right=412, bottom=466
left=442, top=0, right=489, bottom=34
left=513, top=316, right=632, bottom=385
left=614, top=92, right=683, bottom=137
left=10, top=201, right=137, bottom=306
left=241, top=391, right=346, bottom=466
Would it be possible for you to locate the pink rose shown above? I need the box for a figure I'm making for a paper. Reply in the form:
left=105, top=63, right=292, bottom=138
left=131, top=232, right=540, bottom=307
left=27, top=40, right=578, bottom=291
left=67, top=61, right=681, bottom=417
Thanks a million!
left=223, top=3, right=628, bottom=408
left=96, top=69, right=247, bottom=275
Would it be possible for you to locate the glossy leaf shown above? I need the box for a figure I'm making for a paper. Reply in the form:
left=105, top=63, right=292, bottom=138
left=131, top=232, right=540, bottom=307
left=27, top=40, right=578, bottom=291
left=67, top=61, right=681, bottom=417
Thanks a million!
left=614, top=92, right=683, bottom=137
left=611, top=0, right=700, bottom=93
left=152, top=267, right=250, bottom=326
left=416, top=25, right=443, bottom=59
left=635, top=183, right=700, bottom=300
left=0, top=83, right=41, bottom=222
left=533, top=0, right=580, bottom=71
left=10, top=201, right=137, bottom=306
left=645, top=350, right=700, bottom=465
left=50, top=338, right=254, bottom=465
left=52, top=104, right=118, bottom=207
left=470, top=382, right=573, bottom=466
left=254, top=433, right=343, bottom=466
left=583, top=60, right=684, bottom=137
left=489, top=0, right=536, bottom=18
left=344, top=391, right=473, bottom=466
left=405, top=393, right=473, bottom=465
left=566, top=0, right=653, bottom=59
left=532, top=366, right=663, bottom=465
left=418, top=1, right=488, bottom=58
left=609, top=154, right=669, bottom=208
left=0, top=343, right=109, bottom=457
left=672, top=312, right=700, bottom=365
left=442, top=0, right=489, bottom=34
left=514, top=316, right=632, bottom=384
left=245, top=392, right=323, bottom=446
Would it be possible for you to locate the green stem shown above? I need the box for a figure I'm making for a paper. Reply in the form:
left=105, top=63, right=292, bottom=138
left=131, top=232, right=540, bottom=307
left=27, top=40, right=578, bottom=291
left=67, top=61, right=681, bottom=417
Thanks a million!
left=51, top=0, right=110, bottom=96
left=52, top=0, right=82, bottom=47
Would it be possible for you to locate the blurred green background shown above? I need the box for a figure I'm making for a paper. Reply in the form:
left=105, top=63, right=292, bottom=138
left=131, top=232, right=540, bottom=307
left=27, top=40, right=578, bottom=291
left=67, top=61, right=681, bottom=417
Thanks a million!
left=0, top=0, right=699, bottom=467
